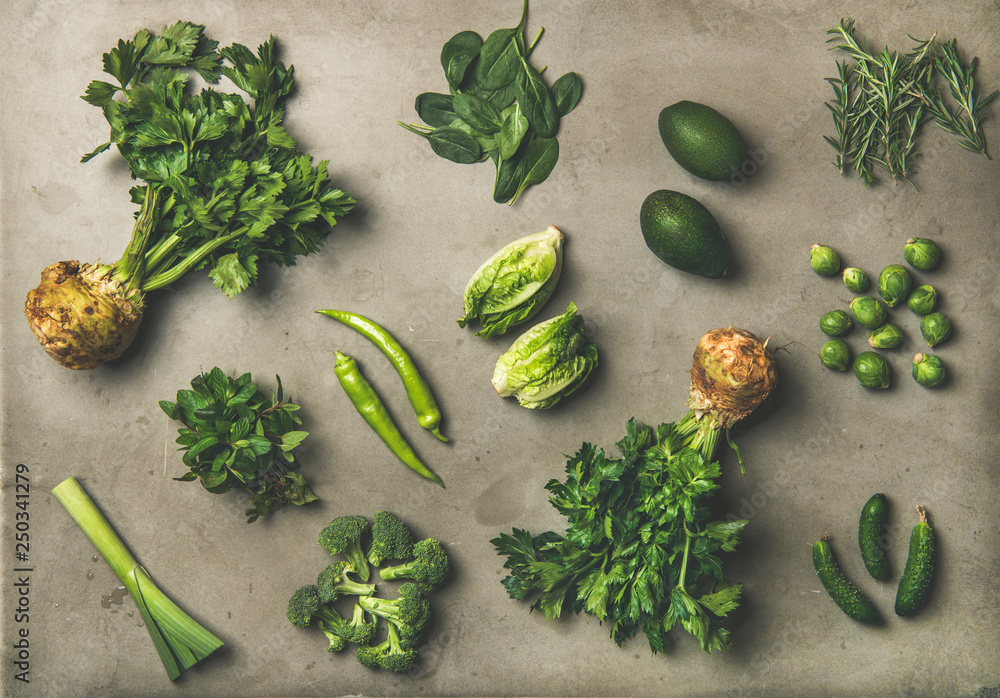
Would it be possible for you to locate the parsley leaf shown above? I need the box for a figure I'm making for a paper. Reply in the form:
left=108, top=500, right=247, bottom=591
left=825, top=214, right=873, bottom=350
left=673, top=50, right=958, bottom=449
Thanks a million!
left=492, top=418, right=749, bottom=654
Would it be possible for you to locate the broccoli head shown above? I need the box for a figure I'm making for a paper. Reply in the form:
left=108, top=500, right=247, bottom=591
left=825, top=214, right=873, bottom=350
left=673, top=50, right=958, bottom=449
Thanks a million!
left=355, top=623, right=418, bottom=673
left=316, top=561, right=376, bottom=604
left=357, top=582, right=431, bottom=637
left=378, top=538, right=449, bottom=590
left=318, top=620, right=347, bottom=652
left=286, top=584, right=350, bottom=637
left=318, top=515, right=371, bottom=582
left=367, top=510, right=415, bottom=567
left=339, top=603, right=378, bottom=646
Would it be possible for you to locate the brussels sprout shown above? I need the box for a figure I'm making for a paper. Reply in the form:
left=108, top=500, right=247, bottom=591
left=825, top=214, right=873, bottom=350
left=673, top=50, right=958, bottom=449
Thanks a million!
left=842, top=267, right=870, bottom=293
left=810, top=244, right=841, bottom=276
left=906, top=284, right=938, bottom=315
left=492, top=303, right=598, bottom=409
left=877, top=264, right=912, bottom=307
left=919, top=312, right=952, bottom=347
left=868, top=323, right=904, bottom=349
left=853, top=351, right=890, bottom=389
left=458, top=225, right=564, bottom=338
left=912, top=353, right=945, bottom=387
left=820, top=309, right=853, bottom=336
left=820, top=339, right=852, bottom=371
left=904, top=237, right=941, bottom=271
left=848, top=295, right=888, bottom=329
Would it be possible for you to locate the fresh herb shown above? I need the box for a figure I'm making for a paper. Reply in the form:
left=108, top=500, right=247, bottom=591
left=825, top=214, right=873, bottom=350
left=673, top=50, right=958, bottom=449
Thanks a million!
left=24, top=21, right=354, bottom=370
left=491, top=418, right=748, bottom=653
left=159, top=366, right=316, bottom=522
left=398, top=0, right=581, bottom=204
left=824, top=18, right=997, bottom=187
left=53, top=477, right=224, bottom=680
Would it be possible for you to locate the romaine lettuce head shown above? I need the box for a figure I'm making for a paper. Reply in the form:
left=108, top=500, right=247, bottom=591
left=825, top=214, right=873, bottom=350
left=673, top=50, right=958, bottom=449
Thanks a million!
left=491, top=302, right=598, bottom=409
left=459, top=225, right=563, bottom=338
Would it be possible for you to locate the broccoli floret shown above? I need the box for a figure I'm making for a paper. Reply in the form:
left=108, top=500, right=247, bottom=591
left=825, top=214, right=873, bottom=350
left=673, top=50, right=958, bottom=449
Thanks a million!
left=378, top=538, right=449, bottom=590
left=318, top=620, right=347, bottom=652
left=286, top=584, right=348, bottom=631
left=318, top=515, right=371, bottom=582
left=340, top=603, right=378, bottom=646
left=367, top=511, right=415, bottom=567
left=357, top=582, right=431, bottom=637
left=316, top=561, right=376, bottom=604
left=355, top=623, right=418, bottom=673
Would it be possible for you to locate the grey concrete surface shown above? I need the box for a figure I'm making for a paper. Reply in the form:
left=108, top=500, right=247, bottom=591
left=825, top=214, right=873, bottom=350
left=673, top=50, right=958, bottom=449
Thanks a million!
left=2, top=0, right=999, bottom=696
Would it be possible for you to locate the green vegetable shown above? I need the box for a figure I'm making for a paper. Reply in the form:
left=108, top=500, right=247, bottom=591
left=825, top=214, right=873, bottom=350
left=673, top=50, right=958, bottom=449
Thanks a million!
left=332, top=352, right=445, bottom=488
left=367, top=511, right=416, bottom=567
left=290, top=514, right=446, bottom=670
left=877, top=264, right=912, bottom=308
left=317, top=561, right=377, bottom=604
left=319, top=515, right=373, bottom=582
left=858, top=494, right=890, bottom=581
left=458, top=225, right=564, bottom=337
left=159, top=367, right=315, bottom=523
left=894, top=506, right=936, bottom=616
left=825, top=19, right=997, bottom=186
left=842, top=267, right=870, bottom=292
left=820, top=309, right=853, bottom=336
left=492, top=418, right=749, bottom=653
left=53, top=477, right=224, bottom=680
left=399, top=0, right=580, bottom=204
left=657, top=100, right=747, bottom=181
left=821, top=339, right=852, bottom=371
left=24, top=22, right=354, bottom=370
left=867, top=322, right=904, bottom=349
left=853, top=351, right=890, bottom=389
left=813, top=534, right=881, bottom=624
left=379, top=539, right=451, bottom=591
left=912, top=352, right=946, bottom=387
left=492, top=302, right=598, bottom=409
left=810, top=244, right=841, bottom=276
left=849, top=295, right=888, bottom=329
left=907, top=284, right=938, bottom=315
left=640, top=190, right=732, bottom=278
left=920, top=312, right=953, bottom=347
left=318, top=309, right=449, bottom=442
left=904, top=237, right=941, bottom=270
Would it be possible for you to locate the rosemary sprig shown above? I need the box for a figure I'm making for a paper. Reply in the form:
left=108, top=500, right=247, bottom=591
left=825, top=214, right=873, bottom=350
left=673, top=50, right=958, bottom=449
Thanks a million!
left=823, top=18, right=996, bottom=186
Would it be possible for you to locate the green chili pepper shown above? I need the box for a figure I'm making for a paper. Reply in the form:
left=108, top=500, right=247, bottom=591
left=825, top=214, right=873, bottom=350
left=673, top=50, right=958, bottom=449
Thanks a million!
left=317, top=309, right=449, bottom=442
left=333, top=351, right=445, bottom=488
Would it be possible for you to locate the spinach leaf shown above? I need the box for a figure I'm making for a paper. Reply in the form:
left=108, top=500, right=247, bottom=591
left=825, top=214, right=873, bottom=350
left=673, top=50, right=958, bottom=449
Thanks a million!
left=473, top=0, right=528, bottom=91
left=514, top=62, right=560, bottom=138
left=492, top=151, right=521, bottom=203
left=454, top=92, right=504, bottom=134
left=551, top=72, right=583, bottom=117
left=441, top=30, right=483, bottom=88
left=399, top=123, right=482, bottom=164
left=477, top=81, right=518, bottom=111
left=511, top=135, right=559, bottom=203
left=498, top=102, right=529, bottom=160
left=414, top=92, right=458, bottom=128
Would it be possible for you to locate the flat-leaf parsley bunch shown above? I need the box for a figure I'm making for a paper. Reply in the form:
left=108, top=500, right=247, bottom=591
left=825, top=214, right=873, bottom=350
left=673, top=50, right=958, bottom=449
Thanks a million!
left=160, top=367, right=315, bottom=522
left=492, top=418, right=748, bottom=654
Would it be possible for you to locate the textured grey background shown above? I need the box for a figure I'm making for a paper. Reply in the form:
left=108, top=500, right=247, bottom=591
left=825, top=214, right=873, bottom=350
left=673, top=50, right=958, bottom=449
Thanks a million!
left=2, top=0, right=999, bottom=696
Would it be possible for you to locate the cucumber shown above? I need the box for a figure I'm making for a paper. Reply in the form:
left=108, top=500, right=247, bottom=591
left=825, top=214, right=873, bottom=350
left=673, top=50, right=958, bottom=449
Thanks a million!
left=858, top=493, right=890, bottom=580
left=813, top=534, right=881, bottom=624
left=894, top=505, right=935, bottom=616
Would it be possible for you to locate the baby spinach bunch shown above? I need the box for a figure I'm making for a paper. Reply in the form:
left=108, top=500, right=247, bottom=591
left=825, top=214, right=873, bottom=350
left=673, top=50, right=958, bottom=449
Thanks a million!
left=399, top=0, right=582, bottom=204
left=492, top=418, right=747, bottom=654
left=160, top=367, right=315, bottom=522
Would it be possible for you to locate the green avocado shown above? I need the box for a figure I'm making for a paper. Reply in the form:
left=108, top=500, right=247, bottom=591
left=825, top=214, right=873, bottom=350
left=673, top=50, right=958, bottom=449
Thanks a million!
left=640, top=190, right=732, bottom=278
left=658, top=100, right=747, bottom=181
